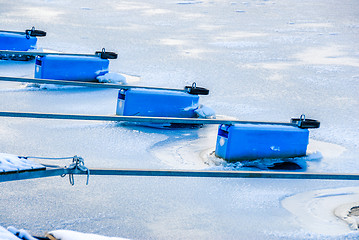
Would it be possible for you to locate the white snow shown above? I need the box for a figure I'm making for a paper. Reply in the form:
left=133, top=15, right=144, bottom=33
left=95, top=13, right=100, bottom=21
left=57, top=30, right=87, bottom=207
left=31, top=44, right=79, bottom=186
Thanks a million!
left=0, top=153, right=44, bottom=172
left=0, top=226, right=20, bottom=240
left=48, top=230, right=129, bottom=240
left=0, top=227, right=130, bottom=240
left=194, top=104, right=216, bottom=119
left=7, top=226, right=37, bottom=240
left=96, top=72, right=127, bottom=84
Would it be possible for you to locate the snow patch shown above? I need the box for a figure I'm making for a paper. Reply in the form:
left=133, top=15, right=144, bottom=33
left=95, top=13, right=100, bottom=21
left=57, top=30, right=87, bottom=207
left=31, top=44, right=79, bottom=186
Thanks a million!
left=282, top=187, right=359, bottom=235
left=0, top=153, right=44, bottom=172
left=210, top=41, right=263, bottom=48
left=335, top=202, right=359, bottom=230
left=152, top=125, right=218, bottom=169
left=48, top=229, right=129, bottom=240
left=0, top=226, right=20, bottom=240
left=307, top=139, right=346, bottom=158
left=207, top=151, right=322, bottom=171
left=24, top=83, right=84, bottom=90
left=7, top=226, right=37, bottom=240
left=214, top=31, right=267, bottom=41
left=294, top=45, right=359, bottom=67
left=194, top=104, right=216, bottom=119
left=177, top=1, right=203, bottom=5
left=97, top=72, right=127, bottom=84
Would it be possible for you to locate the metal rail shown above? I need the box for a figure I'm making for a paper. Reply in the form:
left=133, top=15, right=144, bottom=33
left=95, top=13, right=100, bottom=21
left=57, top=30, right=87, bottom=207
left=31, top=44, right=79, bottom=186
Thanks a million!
left=85, top=168, right=359, bottom=180
left=0, top=111, right=298, bottom=126
left=1, top=167, right=359, bottom=183
left=0, top=76, right=191, bottom=92
left=0, top=50, right=100, bottom=58
left=0, top=30, right=27, bottom=35
left=0, top=28, right=46, bottom=37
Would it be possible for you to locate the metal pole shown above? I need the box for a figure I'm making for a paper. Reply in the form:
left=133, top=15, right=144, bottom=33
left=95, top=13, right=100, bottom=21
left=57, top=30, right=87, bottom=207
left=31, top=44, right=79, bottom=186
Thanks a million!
left=0, top=76, right=192, bottom=93
left=0, top=30, right=26, bottom=35
left=0, top=111, right=298, bottom=127
left=1, top=168, right=359, bottom=183
left=85, top=168, right=359, bottom=181
left=0, top=50, right=98, bottom=58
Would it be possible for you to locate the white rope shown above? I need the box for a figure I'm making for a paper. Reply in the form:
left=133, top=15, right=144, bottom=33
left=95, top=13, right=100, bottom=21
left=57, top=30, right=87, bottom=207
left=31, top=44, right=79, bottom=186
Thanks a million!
left=61, top=156, right=90, bottom=185
left=20, top=155, right=90, bottom=185
left=20, top=156, right=74, bottom=160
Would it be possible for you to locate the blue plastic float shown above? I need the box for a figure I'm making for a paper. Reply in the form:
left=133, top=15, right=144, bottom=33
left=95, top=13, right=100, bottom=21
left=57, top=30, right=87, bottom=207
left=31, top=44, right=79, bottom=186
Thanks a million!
left=35, top=55, right=109, bottom=81
left=215, top=124, right=310, bottom=161
left=116, top=88, right=200, bottom=118
left=0, top=27, right=46, bottom=60
left=0, top=32, right=37, bottom=51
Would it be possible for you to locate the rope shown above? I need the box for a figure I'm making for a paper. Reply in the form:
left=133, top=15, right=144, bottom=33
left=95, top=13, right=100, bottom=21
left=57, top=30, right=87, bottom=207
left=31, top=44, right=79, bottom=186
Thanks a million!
left=20, top=156, right=74, bottom=160
left=61, top=156, right=90, bottom=185
left=19, top=155, right=90, bottom=185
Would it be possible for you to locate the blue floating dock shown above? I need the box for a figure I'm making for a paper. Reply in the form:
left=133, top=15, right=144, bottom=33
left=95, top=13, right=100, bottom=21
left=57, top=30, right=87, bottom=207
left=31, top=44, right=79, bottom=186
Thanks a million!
left=215, top=124, right=309, bottom=161
left=0, top=32, right=37, bottom=51
left=116, top=88, right=199, bottom=118
left=35, top=55, right=109, bottom=81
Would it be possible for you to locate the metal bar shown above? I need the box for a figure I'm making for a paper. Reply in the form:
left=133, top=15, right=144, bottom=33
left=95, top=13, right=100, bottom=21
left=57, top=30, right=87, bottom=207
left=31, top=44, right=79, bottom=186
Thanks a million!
left=2, top=168, right=359, bottom=182
left=0, top=30, right=26, bottom=35
left=0, top=111, right=298, bottom=126
left=85, top=168, right=359, bottom=180
left=0, top=50, right=98, bottom=58
left=0, top=76, right=189, bottom=92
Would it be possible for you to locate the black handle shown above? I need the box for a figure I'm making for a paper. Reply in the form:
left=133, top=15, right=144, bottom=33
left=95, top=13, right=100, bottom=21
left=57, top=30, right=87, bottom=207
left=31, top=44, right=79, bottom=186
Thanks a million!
left=25, top=27, right=46, bottom=37
left=95, top=49, right=118, bottom=59
left=184, top=82, right=209, bottom=95
left=291, top=116, right=320, bottom=129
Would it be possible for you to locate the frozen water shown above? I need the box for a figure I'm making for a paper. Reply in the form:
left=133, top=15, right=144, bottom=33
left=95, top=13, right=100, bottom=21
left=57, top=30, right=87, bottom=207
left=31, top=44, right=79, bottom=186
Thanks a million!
left=0, top=0, right=359, bottom=239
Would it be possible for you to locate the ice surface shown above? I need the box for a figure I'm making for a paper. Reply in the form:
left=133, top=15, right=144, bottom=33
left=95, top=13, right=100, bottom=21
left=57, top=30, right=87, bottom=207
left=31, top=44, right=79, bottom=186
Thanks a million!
left=0, top=0, right=359, bottom=239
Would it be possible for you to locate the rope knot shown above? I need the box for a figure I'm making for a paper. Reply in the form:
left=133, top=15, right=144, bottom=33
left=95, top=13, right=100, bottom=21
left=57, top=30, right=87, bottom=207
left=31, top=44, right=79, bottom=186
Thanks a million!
left=62, top=155, right=90, bottom=185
